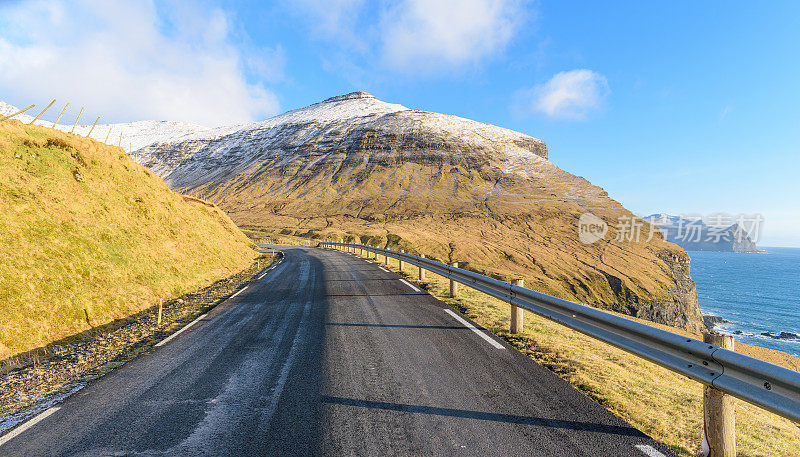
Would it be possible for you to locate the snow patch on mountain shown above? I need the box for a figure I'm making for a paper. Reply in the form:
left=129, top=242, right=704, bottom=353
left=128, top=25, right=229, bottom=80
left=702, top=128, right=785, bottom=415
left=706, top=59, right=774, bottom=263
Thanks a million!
left=3, top=92, right=551, bottom=189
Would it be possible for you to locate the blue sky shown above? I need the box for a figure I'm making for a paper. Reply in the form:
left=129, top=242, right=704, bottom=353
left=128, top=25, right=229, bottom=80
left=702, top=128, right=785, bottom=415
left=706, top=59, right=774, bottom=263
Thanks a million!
left=1, top=1, right=798, bottom=246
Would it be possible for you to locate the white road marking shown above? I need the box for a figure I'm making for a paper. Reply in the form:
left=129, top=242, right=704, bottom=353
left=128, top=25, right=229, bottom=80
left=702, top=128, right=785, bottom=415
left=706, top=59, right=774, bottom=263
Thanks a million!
left=230, top=286, right=247, bottom=298
left=155, top=313, right=208, bottom=347
left=399, top=279, right=421, bottom=292
left=256, top=257, right=284, bottom=280
left=443, top=309, right=505, bottom=349
left=378, top=266, right=389, bottom=272
left=0, top=407, right=59, bottom=447
left=635, top=444, right=667, bottom=457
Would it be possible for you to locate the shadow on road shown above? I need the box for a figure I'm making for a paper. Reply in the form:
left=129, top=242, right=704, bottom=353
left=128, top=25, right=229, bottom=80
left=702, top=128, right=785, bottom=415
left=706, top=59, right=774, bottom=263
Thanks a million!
left=320, top=396, right=646, bottom=437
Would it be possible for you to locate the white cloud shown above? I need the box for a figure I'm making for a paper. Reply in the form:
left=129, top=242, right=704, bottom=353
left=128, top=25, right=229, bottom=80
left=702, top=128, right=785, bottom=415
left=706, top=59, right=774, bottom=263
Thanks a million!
left=288, top=0, right=528, bottom=76
left=380, top=0, right=526, bottom=73
left=287, top=0, right=368, bottom=48
left=720, top=104, right=732, bottom=121
left=0, top=0, right=282, bottom=126
left=518, top=69, right=609, bottom=120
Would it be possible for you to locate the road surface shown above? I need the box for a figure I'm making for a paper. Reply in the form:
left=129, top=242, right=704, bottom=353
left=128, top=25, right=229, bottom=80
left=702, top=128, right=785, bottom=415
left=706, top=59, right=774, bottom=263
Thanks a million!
left=0, top=246, right=675, bottom=456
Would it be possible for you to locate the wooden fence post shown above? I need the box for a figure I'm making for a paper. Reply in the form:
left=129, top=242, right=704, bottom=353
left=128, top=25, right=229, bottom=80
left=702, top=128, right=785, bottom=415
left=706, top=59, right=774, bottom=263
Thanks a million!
left=86, top=116, right=100, bottom=137
left=29, top=99, right=55, bottom=125
left=510, top=279, right=524, bottom=333
left=70, top=106, right=84, bottom=133
left=104, top=126, right=112, bottom=144
left=54, top=102, right=69, bottom=128
left=703, top=332, right=736, bottom=457
left=450, top=262, right=459, bottom=298
left=0, top=104, right=35, bottom=123
left=419, top=254, right=426, bottom=281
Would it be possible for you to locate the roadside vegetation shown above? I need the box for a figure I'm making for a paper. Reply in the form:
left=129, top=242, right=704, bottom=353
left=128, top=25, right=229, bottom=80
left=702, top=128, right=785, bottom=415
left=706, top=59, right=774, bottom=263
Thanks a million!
left=0, top=121, right=256, bottom=363
left=326, top=241, right=800, bottom=457
left=0, top=253, right=276, bottom=429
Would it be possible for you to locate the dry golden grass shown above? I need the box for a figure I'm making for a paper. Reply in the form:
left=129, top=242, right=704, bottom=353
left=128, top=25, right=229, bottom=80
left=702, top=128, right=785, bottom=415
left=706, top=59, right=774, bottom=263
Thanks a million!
left=354, top=248, right=800, bottom=457
left=0, top=121, right=256, bottom=361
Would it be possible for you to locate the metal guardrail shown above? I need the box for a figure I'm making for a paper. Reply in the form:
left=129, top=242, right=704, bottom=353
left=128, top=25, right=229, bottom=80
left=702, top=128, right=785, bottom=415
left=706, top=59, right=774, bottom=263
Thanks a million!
left=320, top=242, right=800, bottom=424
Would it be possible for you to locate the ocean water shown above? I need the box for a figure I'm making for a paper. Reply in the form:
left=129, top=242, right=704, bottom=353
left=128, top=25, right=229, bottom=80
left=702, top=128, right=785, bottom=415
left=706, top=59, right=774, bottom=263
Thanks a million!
left=688, top=247, right=800, bottom=357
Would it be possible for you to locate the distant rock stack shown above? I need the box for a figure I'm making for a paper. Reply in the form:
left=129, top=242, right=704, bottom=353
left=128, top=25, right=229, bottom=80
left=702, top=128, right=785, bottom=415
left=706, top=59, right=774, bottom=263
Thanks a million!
left=645, top=214, right=759, bottom=252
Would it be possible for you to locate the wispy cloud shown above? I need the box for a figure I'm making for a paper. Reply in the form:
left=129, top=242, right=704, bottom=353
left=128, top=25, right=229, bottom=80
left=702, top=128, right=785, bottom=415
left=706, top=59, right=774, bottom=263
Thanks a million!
left=0, top=0, right=282, bottom=126
left=516, top=69, right=609, bottom=120
left=720, top=104, right=733, bottom=121
left=283, top=0, right=370, bottom=51
left=380, top=0, right=527, bottom=73
left=287, top=0, right=530, bottom=76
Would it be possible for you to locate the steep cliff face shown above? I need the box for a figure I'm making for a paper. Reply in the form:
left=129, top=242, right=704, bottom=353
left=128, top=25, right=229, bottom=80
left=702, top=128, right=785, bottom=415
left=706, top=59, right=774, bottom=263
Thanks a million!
left=131, top=91, right=705, bottom=332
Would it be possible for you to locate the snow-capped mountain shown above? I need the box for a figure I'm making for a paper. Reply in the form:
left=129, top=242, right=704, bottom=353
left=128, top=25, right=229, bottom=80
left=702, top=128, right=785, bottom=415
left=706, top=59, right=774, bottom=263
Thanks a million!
left=130, top=91, right=550, bottom=189
left=123, top=91, right=703, bottom=332
left=1, top=91, right=706, bottom=331
left=643, top=213, right=704, bottom=227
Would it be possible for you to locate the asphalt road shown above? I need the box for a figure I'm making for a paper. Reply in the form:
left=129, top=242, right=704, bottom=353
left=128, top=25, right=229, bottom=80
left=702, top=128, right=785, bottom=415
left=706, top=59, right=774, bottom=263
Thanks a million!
left=0, top=246, right=676, bottom=456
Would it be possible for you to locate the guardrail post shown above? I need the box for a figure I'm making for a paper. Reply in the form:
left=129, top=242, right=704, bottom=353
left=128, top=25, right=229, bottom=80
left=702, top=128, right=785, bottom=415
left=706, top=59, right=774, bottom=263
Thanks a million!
left=703, top=332, right=736, bottom=457
left=419, top=254, right=426, bottom=281
left=399, top=250, right=404, bottom=271
left=510, top=279, right=524, bottom=333
left=450, top=262, right=459, bottom=298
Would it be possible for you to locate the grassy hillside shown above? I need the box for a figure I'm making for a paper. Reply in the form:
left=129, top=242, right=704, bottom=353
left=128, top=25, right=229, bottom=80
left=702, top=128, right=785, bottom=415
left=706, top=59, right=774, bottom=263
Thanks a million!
left=218, top=153, right=705, bottom=332
left=0, top=121, right=256, bottom=361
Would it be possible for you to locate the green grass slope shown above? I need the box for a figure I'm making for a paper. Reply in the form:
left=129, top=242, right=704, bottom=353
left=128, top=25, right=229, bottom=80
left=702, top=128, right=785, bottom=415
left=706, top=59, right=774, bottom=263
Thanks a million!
left=0, top=121, right=256, bottom=360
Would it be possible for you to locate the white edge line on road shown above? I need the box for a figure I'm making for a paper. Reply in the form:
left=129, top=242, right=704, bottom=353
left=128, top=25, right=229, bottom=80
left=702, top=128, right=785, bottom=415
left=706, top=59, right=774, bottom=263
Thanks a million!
left=378, top=266, right=389, bottom=272
left=257, top=256, right=284, bottom=280
left=443, top=309, right=505, bottom=350
left=230, top=286, right=248, bottom=298
left=634, top=444, right=667, bottom=457
left=0, top=406, right=59, bottom=448
left=399, top=278, right=421, bottom=292
left=154, top=313, right=208, bottom=347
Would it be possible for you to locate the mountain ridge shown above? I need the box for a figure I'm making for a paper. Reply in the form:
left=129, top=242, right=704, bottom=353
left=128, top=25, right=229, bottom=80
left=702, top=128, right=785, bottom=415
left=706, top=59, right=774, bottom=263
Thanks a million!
left=122, top=91, right=705, bottom=332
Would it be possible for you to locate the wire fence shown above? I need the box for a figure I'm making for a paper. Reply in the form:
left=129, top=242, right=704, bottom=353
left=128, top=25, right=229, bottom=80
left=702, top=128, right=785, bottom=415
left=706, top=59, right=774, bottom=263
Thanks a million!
left=1, top=98, right=133, bottom=151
